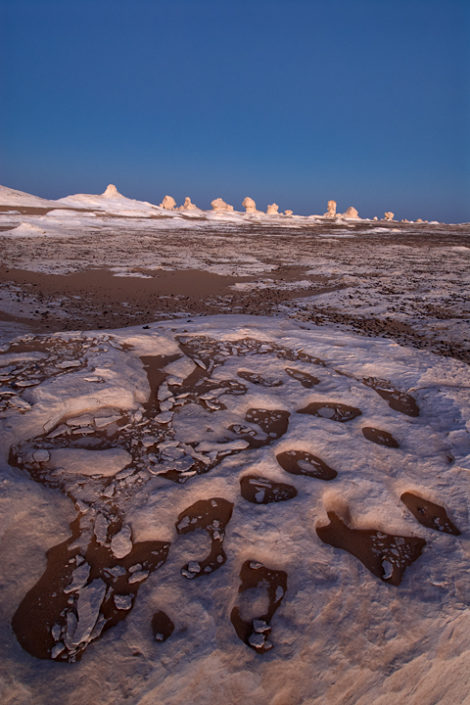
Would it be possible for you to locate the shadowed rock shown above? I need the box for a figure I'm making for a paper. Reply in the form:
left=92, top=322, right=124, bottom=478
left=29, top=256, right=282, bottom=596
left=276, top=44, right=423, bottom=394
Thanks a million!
left=316, top=511, right=426, bottom=586
left=362, top=377, right=419, bottom=417
left=152, top=610, right=175, bottom=642
left=276, top=450, right=337, bottom=480
left=230, top=560, right=287, bottom=653
left=12, top=515, right=170, bottom=662
left=175, top=497, right=233, bottom=579
left=230, top=408, right=290, bottom=448
left=284, top=367, right=320, bottom=388
left=297, top=401, right=362, bottom=422
left=362, top=426, right=399, bottom=448
left=240, top=475, right=297, bottom=504
left=401, top=492, right=461, bottom=535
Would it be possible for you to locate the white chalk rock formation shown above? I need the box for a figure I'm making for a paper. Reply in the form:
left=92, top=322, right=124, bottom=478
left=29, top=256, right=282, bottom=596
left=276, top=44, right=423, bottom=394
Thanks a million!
left=373, top=216, right=378, bottom=221
left=211, top=197, right=234, bottom=212
left=343, top=206, right=359, bottom=219
left=178, top=197, right=198, bottom=211
left=102, top=184, right=120, bottom=198
left=266, top=203, right=279, bottom=215
left=324, top=200, right=337, bottom=218
left=384, top=211, right=395, bottom=221
left=242, top=197, right=257, bottom=214
left=284, top=209, right=293, bottom=216
left=160, top=195, right=176, bottom=210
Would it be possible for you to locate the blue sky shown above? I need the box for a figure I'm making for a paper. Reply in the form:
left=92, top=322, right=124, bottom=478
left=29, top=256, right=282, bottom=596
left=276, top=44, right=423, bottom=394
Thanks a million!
left=1, top=0, right=469, bottom=221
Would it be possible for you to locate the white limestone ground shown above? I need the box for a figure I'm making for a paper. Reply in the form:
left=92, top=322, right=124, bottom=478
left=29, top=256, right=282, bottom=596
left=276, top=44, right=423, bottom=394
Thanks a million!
left=0, top=314, right=469, bottom=705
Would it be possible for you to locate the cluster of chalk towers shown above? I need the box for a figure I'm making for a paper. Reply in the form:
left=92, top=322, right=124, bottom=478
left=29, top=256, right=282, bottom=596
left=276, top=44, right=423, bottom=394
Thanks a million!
left=157, top=194, right=378, bottom=218
left=101, top=185, right=403, bottom=220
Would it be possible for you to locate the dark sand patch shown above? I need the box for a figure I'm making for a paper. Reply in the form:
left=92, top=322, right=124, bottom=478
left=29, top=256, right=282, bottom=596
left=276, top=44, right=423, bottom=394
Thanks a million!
left=284, top=367, right=320, bottom=387
left=400, top=492, right=461, bottom=535
left=276, top=450, right=337, bottom=480
left=175, top=498, right=234, bottom=579
left=240, top=475, right=297, bottom=504
left=362, top=426, right=400, bottom=448
left=237, top=369, right=283, bottom=387
left=362, top=377, right=419, bottom=417
left=230, top=408, right=290, bottom=448
left=297, top=401, right=362, bottom=422
left=152, top=610, right=175, bottom=642
left=316, top=511, right=426, bottom=586
left=231, top=560, right=287, bottom=653
left=12, top=514, right=170, bottom=662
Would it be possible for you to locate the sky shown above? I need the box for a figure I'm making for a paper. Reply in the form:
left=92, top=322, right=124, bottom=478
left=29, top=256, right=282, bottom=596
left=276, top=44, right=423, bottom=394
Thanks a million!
left=0, top=0, right=469, bottom=222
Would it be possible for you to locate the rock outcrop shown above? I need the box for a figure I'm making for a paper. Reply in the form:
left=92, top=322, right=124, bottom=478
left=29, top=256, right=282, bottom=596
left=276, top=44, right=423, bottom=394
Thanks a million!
left=178, top=197, right=198, bottom=211
left=211, top=197, right=234, bottom=212
left=159, top=195, right=176, bottom=210
left=102, top=184, right=120, bottom=198
left=325, top=200, right=337, bottom=218
left=242, top=197, right=257, bottom=214
left=284, top=209, right=293, bottom=216
left=343, top=206, right=359, bottom=219
left=384, top=211, right=394, bottom=221
left=266, top=203, right=279, bottom=215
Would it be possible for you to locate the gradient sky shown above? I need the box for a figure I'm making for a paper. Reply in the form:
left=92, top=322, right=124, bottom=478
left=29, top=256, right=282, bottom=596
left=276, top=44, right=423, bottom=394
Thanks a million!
left=1, top=0, right=469, bottom=221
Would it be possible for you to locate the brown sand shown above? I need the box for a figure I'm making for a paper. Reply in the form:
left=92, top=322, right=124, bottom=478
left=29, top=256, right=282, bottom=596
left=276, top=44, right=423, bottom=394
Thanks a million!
left=297, top=401, right=362, bottom=422
left=316, top=511, right=426, bottom=586
left=362, top=377, right=419, bottom=417
left=151, top=610, right=175, bottom=642
left=175, top=498, right=234, bottom=579
left=284, top=367, right=320, bottom=387
left=240, top=475, right=297, bottom=504
left=276, top=450, right=337, bottom=480
left=230, top=560, right=287, bottom=653
left=12, top=514, right=170, bottom=662
left=230, top=408, right=290, bottom=448
left=361, top=426, right=400, bottom=448
left=0, top=265, right=337, bottom=333
left=400, top=492, right=461, bottom=535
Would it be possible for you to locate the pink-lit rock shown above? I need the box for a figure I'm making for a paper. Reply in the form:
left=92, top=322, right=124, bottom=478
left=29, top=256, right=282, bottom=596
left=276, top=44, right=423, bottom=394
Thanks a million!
left=284, top=209, right=293, bottom=216
left=102, top=184, right=120, bottom=198
left=242, top=197, right=257, bottom=214
left=325, top=200, right=337, bottom=218
left=343, top=206, right=359, bottom=219
left=159, top=195, right=176, bottom=210
left=178, top=197, right=198, bottom=211
left=266, top=203, right=279, bottom=215
left=211, top=197, right=234, bottom=212
left=384, top=211, right=395, bottom=221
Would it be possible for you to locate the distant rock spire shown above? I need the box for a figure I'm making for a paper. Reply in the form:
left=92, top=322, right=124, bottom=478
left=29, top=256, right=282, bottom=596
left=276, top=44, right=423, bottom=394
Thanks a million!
left=102, top=184, right=120, bottom=198
left=266, top=203, right=279, bottom=215
left=343, top=206, right=359, bottom=219
left=211, top=197, right=234, bottom=212
left=159, top=195, right=176, bottom=210
left=242, top=197, right=257, bottom=214
left=384, top=211, right=395, bottom=221
left=324, top=200, right=337, bottom=218
left=178, top=196, right=198, bottom=211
